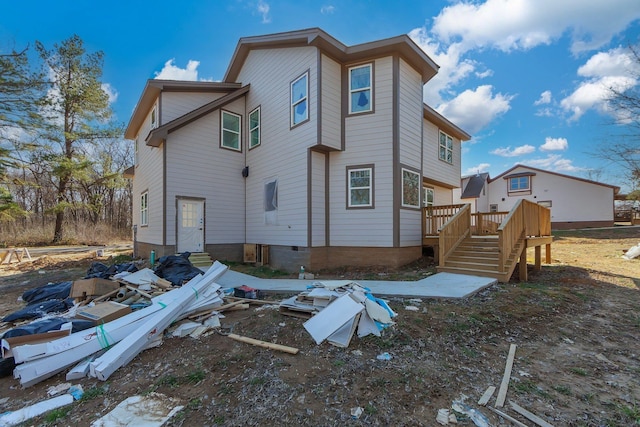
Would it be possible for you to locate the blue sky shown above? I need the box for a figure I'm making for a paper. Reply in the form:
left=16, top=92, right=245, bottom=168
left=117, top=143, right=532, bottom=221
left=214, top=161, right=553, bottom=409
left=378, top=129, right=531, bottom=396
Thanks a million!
left=2, top=0, right=640, bottom=191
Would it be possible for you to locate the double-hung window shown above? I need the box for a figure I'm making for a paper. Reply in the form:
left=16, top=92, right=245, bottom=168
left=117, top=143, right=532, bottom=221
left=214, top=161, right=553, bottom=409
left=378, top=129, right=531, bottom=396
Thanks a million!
left=150, top=106, right=157, bottom=129
left=422, top=187, right=434, bottom=208
left=402, top=168, right=420, bottom=208
left=348, top=166, right=373, bottom=208
left=291, top=72, right=308, bottom=127
left=221, top=111, right=241, bottom=151
left=509, top=176, right=530, bottom=191
left=349, top=64, right=372, bottom=114
left=249, top=107, right=260, bottom=149
left=140, top=192, right=148, bottom=226
left=439, top=131, right=453, bottom=164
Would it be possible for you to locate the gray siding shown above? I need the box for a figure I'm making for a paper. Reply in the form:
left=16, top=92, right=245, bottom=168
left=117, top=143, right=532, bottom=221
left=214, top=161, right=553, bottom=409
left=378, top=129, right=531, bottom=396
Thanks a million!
left=320, top=54, right=341, bottom=150
left=311, top=151, right=326, bottom=246
left=164, top=98, right=246, bottom=246
left=161, top=92, right=225, bottom=124
left=239, top=47, right=318, bottom=246
left=329, top=57, right=394, bottom=247
left=422, top=119, right=461, bottom=187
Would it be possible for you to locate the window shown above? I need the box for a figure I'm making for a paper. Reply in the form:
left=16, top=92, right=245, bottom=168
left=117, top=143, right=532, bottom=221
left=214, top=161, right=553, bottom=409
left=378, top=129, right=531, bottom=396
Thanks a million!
left=221, top=111, right=241, bottom=151
left=140, top=192, right=148, bottom=226
left=439, top=131, right=453, bottom=164
left=291, top=72, right=308, bottom=126
left=489, top=204, right=498, bottom=212
left=264, top=178, right=278, bottom=225
left=349, top=64, right=372, bottom=114
left=402, top=168, right=420, bottom=208
left=249, top=107, right=260, bottom=149
left=509, top=176, right=530, bottom=191
left=423, top=187, right=434, bottom=207
left=150, top=106, right=157, bottom=129
left=348, top=167, right=373, bottom=207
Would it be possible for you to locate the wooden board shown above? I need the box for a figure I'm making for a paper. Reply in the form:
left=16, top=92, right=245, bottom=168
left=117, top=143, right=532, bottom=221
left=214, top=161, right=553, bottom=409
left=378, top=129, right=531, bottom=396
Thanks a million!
left=495, top=343, right=517, bottom=407
left=510, top=402, right=554, bottom=427
left=478, top=385, right=496, bottom=406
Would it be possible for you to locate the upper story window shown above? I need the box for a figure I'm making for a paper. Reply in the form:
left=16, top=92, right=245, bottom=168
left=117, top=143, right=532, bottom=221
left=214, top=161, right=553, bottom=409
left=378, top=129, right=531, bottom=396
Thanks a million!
left=140, top=191, right=148, bottom=226
left=150, top=106, right=157, bottom=129
left=439, top=131, right=453, bottom=164
left=349, top=64, right=372, bottom=114
left=291, top=72, right=308, bottom=127
left=402, top=168, right=420, bottom=208
left=221, top=110, right=241, bottom=151
left=509, top=176, right=530, bottom=191
left=347, top=166, right=373, bottom=208
left=249, top=107, right=261, bottom=149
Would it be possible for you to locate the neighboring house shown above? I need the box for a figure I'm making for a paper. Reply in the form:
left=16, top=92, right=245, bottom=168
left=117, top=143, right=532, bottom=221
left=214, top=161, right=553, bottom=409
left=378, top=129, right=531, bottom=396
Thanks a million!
left=124, top=28, right=470, bottom=271
left=454, top=165, right=620, bottom=229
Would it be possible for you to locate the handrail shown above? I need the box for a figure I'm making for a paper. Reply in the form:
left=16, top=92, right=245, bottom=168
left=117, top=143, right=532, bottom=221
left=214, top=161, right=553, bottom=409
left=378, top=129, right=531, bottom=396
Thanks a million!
left=497, top=199, right=525, bottom=272
left=438, top=204, right=471, bottom=267
left=424, top=205, right=508, bottom=236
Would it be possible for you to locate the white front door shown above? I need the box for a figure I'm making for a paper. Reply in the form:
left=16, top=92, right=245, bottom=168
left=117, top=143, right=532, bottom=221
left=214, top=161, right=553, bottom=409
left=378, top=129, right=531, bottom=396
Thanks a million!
left=177, top=199, right=204, bottom=253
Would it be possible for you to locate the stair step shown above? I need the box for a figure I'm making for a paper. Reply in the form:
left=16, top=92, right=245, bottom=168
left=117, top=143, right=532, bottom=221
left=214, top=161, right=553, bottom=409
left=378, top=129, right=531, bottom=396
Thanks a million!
left=436, top=266, right=507, bottom=281
left=448, top=254, right=499, bottom=262
left=444, top=260, right=499, bottom=271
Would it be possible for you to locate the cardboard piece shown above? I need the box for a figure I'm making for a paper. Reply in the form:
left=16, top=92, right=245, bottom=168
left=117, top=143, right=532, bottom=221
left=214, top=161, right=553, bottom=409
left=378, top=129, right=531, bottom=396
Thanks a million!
left=303, top=294, right=364, bottom=345
left=77, top=302, right=132, bottom=325
left=1, top=329, right=71, bottom=359
left=71, top=278, right=120, bottom=299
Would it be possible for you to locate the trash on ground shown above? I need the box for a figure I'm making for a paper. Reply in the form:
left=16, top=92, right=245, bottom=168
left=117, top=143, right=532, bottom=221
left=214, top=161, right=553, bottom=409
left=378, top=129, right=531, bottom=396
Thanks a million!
left=622, top=242, right=640, bottom=260
left=90, top=392, right=183, bottom=427
left=153, top=252, right=203, bottom=286
left=20, top=281, right=72, bottom=305
left=0, top=385, right=82, bottom=426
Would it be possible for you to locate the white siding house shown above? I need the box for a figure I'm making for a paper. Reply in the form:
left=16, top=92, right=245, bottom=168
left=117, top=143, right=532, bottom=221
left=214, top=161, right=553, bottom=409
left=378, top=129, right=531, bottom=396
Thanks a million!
left=124, top=28, right=470, bottom=271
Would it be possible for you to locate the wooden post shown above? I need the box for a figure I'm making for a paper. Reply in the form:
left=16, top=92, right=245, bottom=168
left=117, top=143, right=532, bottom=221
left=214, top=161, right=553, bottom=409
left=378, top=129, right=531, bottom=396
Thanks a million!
left=519, top=248, right=527, bottom=281
left=545, top=243, right=551, bottom=264
left=534, top=246, right=541, bottom=271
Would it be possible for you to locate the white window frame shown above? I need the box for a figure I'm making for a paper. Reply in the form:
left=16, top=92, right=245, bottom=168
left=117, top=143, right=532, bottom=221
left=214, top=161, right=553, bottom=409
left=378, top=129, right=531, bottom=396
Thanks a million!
left=150, top=106, right=157, bottom=129
left=439, top=131, right=453, bottom=164
left=264, top=178, right=278, bottom=225
left=509, top=176, right=530, bottom=192
left=402, top=168, right=421, bottom=208
left=249, top=106, right=261, bottom=149
left=349, top=63, right=372, bottom=114
left=347, top=167, right=373, bottom=208
left=290, top=72, right=309, bottom=127
left=422, top=186, right=434, bottom=208
left=140, top=191, right=148, bottom=226
left=489, top=204, right=498, bottom=212
left=221, top=110, right=241, bottom=151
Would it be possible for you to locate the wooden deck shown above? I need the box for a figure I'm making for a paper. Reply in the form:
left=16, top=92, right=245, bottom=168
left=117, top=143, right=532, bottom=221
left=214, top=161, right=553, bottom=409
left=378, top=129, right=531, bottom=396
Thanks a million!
left=423, top=202, right=552, bottom=282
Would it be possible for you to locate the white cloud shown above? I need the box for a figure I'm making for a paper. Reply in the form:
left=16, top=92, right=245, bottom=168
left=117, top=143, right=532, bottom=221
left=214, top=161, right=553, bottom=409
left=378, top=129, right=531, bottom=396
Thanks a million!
left=560, top=74, right=636, bottom=121
left=526, top=154, right=583, bottom=172
left=257, top=0, right=271, bottom=23
left=320, top=5, right=335, bottom=14
left=436, top=85, right=513, bottom=134
left=534, top=90, right=552, bottom=106
left=463, top=163, right=491, bottom=176
left=154, top=59, right=200, bottom=81
left=491, top=145, right=536, bottom=157
left=101, top=83, right=118, bottom=104
left=540, top=137, right=568, bottom=151
left=578, top=47, right=640, bottom=78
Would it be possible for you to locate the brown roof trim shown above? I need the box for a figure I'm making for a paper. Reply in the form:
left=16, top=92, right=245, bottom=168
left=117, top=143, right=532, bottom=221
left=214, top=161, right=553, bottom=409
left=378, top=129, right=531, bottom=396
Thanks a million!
left=123, top=165, right=135, bottom=178
left=124, top=80, right=243, bottom=139
left=490, top=164, right=621, bottom=193
left=502, top=171, right=536, bottom=179
left=224, top=27, right=439, bottom=83
left=145, top=85, right=250, bottom=147
left=423, top=104, right=471, bottom=141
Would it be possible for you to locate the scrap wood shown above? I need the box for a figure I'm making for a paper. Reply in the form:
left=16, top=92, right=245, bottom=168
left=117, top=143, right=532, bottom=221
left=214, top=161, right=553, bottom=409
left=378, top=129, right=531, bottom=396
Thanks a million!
left=509, top=402, right=554, bottom=427
left=496, top=343, right=517, bottom=407
left=125, top=284, right=154, bottom=299
left=187, top=300, right=244, bottom=319
left=478, top=385, right=496, bottom=406
left=279, top=306, right=313, bottom=319
left=223, top=303, right=249, bottom=312
left=486, top=406, right=529, bottom=427
left=153, top=278, right=172, bottom=289
left=227, top=333, right=299, bottom=354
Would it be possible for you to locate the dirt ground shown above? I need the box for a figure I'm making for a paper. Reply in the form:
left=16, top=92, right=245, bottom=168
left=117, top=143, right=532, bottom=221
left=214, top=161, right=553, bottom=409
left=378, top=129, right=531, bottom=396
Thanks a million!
left=0, top=227, right=638, bottom=426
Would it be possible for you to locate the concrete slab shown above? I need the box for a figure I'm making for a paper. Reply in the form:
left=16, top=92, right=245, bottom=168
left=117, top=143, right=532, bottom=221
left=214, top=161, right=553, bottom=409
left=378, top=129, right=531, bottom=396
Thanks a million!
left=217, top=270, right=497, bottom=299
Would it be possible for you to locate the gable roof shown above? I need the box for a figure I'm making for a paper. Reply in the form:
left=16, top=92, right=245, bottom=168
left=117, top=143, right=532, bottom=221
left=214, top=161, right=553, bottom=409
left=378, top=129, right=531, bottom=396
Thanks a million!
left=490, top=164, right=620, bottom=193
left=224, top=27, right=439, bottom=83
left=144, top=85, right=250, bottom=147
left=460, top=173, right=489, bottom=199
left=124, top=80, right=243, bottom=140
left=423, top=104, right=471, bottom=141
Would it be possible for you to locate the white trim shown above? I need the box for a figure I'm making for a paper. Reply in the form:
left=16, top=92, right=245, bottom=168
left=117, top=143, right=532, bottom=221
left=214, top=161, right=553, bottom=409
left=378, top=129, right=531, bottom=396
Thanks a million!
left=401, top=168, right=420, bottom=208
left=249, top=106, right=261, bottom=149
left=348, top=167, right=372, bottom=207
left=221, top=110, right=241, bottom=151
left=348, top=63, right=372, bottom=114
left=150, top=105, right=157, bottom=129
left=438, top=130, right=453, bottom=164
left=291, top=72, right=308, bottom=126
left=140, top=191, right=148, bottom=226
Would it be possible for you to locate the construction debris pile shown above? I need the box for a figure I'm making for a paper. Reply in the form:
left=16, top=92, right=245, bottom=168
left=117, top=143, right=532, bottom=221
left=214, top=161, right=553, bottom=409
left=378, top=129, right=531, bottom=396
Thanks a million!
left=279, top=281, right=397, bottom=348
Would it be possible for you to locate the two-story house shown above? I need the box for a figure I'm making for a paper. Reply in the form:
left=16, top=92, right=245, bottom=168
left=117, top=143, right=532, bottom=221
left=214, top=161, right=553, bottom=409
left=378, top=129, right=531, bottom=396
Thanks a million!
left=124, top=28, right=470, bottom=271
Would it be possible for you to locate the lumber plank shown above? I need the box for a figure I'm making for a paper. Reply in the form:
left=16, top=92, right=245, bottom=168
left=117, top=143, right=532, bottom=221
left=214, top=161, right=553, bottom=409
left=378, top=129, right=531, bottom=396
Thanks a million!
left=487, top=406, right=529, bottom=427
left=478, top=385, right=496, bottom=406
left=227, top=333, right=299, bottom=354
left=125, top=284, right=153, bottom=299
left=496, top=343, right=517, bottom=407
left=225, top=296, right=275, bottom=305
left=510, top=402, right=554, bottom=427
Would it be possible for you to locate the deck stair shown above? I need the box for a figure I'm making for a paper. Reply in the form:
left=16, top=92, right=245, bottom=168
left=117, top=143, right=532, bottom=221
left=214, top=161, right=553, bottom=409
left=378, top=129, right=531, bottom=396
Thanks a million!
left=179, top=252, right=214, bottom=269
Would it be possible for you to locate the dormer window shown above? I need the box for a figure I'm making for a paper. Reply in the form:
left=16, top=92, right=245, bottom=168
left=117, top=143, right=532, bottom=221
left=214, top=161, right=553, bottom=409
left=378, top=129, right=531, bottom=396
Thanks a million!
left=349, top=64, right=372, bottom=114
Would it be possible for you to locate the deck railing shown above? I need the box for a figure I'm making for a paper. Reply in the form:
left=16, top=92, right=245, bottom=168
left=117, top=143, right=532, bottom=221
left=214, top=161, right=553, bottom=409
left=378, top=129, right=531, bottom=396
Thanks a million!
left=438, top=204, right=471, bottom=267
left=497, top=199, right=526, bottom=272
left=423, top=204, right=508, bottom=236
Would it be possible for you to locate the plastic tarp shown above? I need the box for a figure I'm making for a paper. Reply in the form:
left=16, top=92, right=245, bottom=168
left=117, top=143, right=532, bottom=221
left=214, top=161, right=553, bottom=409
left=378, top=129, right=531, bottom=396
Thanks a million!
left=2, top=317, right=94, bottom=339
left=21, top=282, right=72, bottom=305
left=85, top=262, right=138, bottom=279
left=2, top=299, right=75, bottom=323
left=153, top=252, right=203, bottom=286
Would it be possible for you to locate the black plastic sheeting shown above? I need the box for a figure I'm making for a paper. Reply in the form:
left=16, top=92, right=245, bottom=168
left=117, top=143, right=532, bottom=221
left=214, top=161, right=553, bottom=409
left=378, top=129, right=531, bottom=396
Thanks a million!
left=21, top=281, right=72, bottom=305
left=85, top=261, right=138, bottom=279
left=154, top=252, right=203, bottom=286
left=1, top=298, right=75, bottom=323
left=1, top=317, right=94, bottom=339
